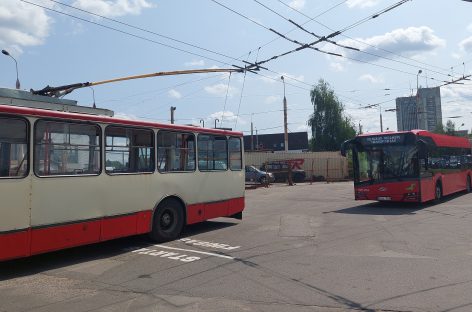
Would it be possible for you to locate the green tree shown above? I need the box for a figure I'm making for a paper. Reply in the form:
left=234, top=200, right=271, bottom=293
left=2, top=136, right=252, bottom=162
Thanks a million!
left=445, top=120, right=456, bottom=135
left=308, top=79, right=356, bottom=151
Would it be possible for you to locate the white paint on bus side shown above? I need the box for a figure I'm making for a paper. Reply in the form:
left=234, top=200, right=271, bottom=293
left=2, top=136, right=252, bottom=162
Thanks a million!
left=179, top=238, right=240, bottom=251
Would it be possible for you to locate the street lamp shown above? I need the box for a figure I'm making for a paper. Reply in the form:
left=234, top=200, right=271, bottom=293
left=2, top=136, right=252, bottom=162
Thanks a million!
left=416, top=69, right=422, bottom=129
left=2, top=49, right=20, bottom=89
left=416, top=70, right=422, bottom=93
left=214, top=118, right=219, bottom=128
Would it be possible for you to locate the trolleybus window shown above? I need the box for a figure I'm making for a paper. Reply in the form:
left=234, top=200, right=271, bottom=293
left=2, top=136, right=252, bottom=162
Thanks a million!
left=228, top=137, right=242, bottom=170
left=198, top=135, right=227, bottom=171
left=157, top=131, right=195, bottom=172
left=34, top=120, right=101, bottom=176
left=105, top=126, right=154, bottom=174
left=0, top=116, right=28, bottom=178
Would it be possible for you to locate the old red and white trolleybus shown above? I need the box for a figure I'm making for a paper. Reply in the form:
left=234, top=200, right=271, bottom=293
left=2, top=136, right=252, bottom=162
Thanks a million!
left=341, top=130, right=472, bottom=202
left=0, top=88, right=244, bottom=261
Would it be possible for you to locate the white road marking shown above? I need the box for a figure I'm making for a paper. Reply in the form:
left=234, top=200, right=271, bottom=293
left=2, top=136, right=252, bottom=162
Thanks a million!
left=179, top=238, right=240, bottom=250
left=154, top=245, right=235, bottom=260
left=131, top=248, right=201, bottom=262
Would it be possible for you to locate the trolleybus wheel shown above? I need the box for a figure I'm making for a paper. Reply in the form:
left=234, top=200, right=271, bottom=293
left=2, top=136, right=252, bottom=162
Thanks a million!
left=150, top=199, right=184, bottom=243
left=467, top=176, right=471, bottom=193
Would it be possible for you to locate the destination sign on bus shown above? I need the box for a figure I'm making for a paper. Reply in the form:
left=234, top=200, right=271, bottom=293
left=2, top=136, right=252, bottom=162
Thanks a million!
left=360, top=135, right=404, bottom=145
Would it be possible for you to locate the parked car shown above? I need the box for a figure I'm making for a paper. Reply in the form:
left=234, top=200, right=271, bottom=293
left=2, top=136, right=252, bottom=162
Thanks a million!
left=245, top=165, right=274, bottom=184
left=260, top=160, right=306, bottom=183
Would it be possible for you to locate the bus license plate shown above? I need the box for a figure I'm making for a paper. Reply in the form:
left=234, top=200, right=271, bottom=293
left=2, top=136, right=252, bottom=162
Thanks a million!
left=377, top=196, right=391, bottom=201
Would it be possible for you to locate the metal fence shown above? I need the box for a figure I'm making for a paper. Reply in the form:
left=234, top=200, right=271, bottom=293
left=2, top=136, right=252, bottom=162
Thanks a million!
left=245, top=151, right=349, bottom=181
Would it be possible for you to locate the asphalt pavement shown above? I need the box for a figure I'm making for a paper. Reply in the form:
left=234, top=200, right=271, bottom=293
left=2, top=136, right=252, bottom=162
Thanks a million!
left=2, top=182, right=472, bottom=312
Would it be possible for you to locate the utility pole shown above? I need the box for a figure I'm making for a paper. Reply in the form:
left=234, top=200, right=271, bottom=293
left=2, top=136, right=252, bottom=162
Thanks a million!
left=170, top=106, right=176, bottom=124
left=251, top=121, right=254, bottom=151
left=379, top=105, right=383, bottom=132
left=281, top=76, right=288, bottom=152
left=256, top=128, right=259, bottom=150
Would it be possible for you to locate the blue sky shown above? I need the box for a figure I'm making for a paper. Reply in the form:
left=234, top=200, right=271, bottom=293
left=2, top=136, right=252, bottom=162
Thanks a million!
left=1, top=0, right=472, bottom=135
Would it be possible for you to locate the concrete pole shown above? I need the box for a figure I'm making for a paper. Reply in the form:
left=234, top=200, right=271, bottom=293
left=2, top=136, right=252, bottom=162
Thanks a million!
left=281, top=76, right=288, bottom=152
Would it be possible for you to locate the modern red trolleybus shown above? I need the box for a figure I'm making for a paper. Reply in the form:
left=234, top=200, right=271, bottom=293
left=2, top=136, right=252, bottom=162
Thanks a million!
left=0, top=88, right=244, bottom=261
left=341, top=130, right=472, bottom=203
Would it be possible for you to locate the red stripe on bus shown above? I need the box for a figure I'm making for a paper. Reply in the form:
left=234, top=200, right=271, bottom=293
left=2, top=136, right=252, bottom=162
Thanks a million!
left=187, top=197, right=245, bottom=224
left=0, top=105, right=243, bottom=137
left=0, top=230, right=31, bottom=261
left=0, top=198, right=243, bottom=261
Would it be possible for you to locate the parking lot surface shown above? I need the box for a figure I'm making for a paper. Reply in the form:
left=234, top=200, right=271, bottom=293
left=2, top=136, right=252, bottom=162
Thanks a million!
left=2, top=182, right=472, bottom=312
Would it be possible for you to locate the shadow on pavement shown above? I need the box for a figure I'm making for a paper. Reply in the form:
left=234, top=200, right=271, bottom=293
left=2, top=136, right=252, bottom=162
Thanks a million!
left=0, top=220, right=237, bottom=280
left=327, top=192, right=466, bottom=216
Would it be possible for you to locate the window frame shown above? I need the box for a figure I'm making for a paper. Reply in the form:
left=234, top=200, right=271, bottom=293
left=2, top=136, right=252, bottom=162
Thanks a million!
left=228, top=136, right=243, bottom=171
left=156, top=130, right=196, bottom=174
left=33, top=118, right=102, bottom=178
left=0, top=115, right=30, bottom=180
left=104, top=124, right=155, bottom=175
left=197, top=134, right=228, bottom=172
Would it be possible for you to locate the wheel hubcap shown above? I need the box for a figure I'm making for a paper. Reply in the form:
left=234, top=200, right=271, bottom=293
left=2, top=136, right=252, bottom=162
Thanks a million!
left=161, top=210, right=173, bottom=229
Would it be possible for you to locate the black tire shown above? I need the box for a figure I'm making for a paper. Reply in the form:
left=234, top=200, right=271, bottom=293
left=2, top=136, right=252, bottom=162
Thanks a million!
left=150, top=199, right=184, bottom=243
left=435, top=182, right=442, bottom=202
left=259, top=176, right=268, bottom=184
left=467, top=176, right=471, bottom=193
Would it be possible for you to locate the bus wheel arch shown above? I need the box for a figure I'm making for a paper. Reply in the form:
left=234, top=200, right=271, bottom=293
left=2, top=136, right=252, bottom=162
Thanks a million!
left=467, top=175, right=471, bottom=193
left=150, top=196, right=186, bottom=243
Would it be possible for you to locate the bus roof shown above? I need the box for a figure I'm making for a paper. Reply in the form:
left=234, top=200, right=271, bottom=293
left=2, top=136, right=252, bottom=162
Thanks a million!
left=357, top=130, right=471, bottom=149
left=0, top=104, right=243, bottom=137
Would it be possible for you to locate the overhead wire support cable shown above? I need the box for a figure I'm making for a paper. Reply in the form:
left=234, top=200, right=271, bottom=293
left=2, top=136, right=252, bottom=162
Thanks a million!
left=240, top=0, right=413, bottom=70
left=21, top=0, right=242, bottom=69
left=279, top=0, right=451, bottom=76
left=44, top=0, right=243, bottom=64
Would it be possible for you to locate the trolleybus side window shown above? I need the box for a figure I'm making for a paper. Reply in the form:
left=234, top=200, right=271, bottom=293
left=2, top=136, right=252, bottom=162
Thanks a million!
left=198, top=135, right=227, bottom=171
left=0, top=116, right=28, bottom=178
left=157, top=131, right=195, bottom=172
left=34, top=120, right=101, bottom=176
left=105, top=126, right=154, bottom=174
left=228, top=137, right=242, bottom=171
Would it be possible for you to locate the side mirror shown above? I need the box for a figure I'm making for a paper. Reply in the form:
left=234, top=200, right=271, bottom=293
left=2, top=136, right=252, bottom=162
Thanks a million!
left=340, top=139, right=354, bottom=157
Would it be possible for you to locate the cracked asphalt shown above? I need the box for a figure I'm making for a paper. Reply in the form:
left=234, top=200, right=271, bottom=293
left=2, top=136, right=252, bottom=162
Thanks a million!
left=2, top=182, right=472, bottom=312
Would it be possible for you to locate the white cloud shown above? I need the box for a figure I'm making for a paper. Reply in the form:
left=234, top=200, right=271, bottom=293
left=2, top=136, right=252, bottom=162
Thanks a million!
left=442, top=85, right=472, bottom=102
left=346, top=0, right=380, bottom=9
left=208, top=111, right=246, bottom=125
left=265, top=95, right=279, bottom=104
left=468, top=24, right=472, bottom=33
left=168, top=89, right=182, bottom=99
left=334, top=27, right=446, bottom=62
left=71, top=0, right=154, bottom=18
left=359, top=74, right=384, bottom=84
left=204, top=83, right=236, bottom=96
left=459, top=36, right=472, bottom=53
left=330, top=62, right=344, bottom=72
left=184, top=60, right=205, bottom=67
left=289, top=0, right=306, bottom=10
left=0, top=0, right=52, bottom=54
